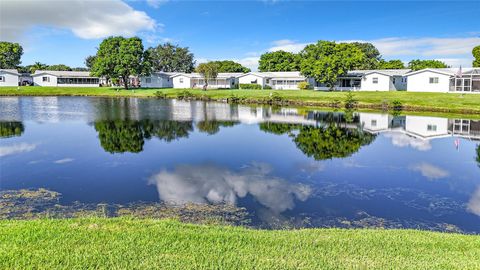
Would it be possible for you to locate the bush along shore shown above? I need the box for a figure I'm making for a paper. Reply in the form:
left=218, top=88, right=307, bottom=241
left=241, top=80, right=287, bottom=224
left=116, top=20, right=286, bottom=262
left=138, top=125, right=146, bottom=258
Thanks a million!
left=2, top=218, right=480, bottom=269
left=1, top=86, right=480, bottom=114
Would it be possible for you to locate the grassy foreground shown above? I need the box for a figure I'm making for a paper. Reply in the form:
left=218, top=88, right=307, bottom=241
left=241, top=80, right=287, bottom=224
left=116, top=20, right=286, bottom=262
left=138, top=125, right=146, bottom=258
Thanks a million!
left=1, top=218, right=480, bottom=269
left=1, top=86, right=480, bottom=114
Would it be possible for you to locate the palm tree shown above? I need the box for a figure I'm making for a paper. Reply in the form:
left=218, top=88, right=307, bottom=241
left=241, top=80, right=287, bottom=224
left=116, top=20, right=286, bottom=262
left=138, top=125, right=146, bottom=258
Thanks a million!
left=29, top=62, right=48, bottom=73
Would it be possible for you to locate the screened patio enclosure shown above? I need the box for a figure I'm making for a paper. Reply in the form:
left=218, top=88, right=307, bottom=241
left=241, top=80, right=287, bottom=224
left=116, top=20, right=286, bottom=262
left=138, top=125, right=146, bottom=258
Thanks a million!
left=191, top=78, right=233, bottom=88
left=450, top=69, right=480, bottom=92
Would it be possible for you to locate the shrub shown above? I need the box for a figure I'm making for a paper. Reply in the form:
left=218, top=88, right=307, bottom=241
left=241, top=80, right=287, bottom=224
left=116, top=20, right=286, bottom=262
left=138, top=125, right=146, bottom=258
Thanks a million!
left=297, top=82, right=310, bottom=90
left=154, top=91, right=166, bottom=99
left=177, top=90, right=195, bottom=100
left=390, top=100, right=403, bottom=111
left=228, top=94, right=245, bottom=104
left=263, top=85, right=272, bottom=90
left=240, top=83, right=262, bottom=89
left=344, top=92, right=357, bottom=109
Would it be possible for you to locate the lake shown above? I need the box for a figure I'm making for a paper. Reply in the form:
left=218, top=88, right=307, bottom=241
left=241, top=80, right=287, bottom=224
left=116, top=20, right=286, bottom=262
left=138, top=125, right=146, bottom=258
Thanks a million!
left=1, top=96, right=479, bottom=232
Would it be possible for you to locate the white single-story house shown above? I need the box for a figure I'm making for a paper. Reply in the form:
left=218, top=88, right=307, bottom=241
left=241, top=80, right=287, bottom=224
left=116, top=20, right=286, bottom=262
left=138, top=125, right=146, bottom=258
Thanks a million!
left=171, top=73, right=242, bottom=89
left=314, top=69, right=410, bottom=91
left=0, top=69, right=20, bottom=87
left=32, top=70, right=100, bottom=87
left=405, top=68, right=480, bottom=93
left=139, top=72, right=177, bottom=88
left=238, top=72, right=314, bottom=90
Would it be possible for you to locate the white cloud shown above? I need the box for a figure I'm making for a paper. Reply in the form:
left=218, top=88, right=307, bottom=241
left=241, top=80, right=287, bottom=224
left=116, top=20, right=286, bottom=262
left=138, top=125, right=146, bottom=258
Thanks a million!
left=269, top=40, right=309, bottom=53
left=149, top=163, right=312, bottom=214
left=53, top=158, right=74, bottom=164
left=467, top=187, right=480, bottom=216
left=235, top=57, right=261, bottom=71
left=265, top=36, right=479, bottom=67
left=409, top=162, right=450, bottom=180
left=384, top=132, right=432, bottom=151
left=0, top=143, right=37, bottom=157
left=0, top=0, right=156, bottom=41
left=146, top=0, right=168, bottom=8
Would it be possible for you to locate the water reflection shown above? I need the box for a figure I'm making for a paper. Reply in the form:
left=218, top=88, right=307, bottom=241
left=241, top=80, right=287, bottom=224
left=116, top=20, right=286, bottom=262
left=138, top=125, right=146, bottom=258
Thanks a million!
left=1, top=97, right=480, bottom=232
left=149, top=163, right=312, bottom=214
left=0, top=122, right=24, bottom=138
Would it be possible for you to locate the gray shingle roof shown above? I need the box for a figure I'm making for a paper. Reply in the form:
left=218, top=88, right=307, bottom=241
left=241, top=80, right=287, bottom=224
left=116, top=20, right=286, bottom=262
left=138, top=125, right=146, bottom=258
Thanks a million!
left=0, top=69, right=20, bottom=76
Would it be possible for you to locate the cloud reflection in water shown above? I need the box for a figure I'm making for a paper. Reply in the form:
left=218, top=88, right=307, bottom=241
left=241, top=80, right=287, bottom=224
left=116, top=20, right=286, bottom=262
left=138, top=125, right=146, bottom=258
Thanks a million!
left=149, top=163, right=312, bottom=214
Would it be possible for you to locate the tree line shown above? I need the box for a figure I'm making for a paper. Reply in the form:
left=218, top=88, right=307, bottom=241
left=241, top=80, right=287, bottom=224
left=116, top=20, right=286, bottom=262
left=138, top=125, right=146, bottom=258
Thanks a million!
left=1, top=39, right=479, bottom=89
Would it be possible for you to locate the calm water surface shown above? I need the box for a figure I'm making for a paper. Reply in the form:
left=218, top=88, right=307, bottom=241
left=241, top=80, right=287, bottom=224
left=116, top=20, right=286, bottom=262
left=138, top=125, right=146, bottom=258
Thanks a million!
left=1, top=97, right=479, bottom=232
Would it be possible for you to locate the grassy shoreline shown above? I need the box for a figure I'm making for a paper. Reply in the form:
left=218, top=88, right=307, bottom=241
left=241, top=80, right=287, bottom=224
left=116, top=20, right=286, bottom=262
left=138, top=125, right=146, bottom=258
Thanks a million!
left=1, top=86, right=480, bottom=114
left=1, top=218, right=480, bottom=269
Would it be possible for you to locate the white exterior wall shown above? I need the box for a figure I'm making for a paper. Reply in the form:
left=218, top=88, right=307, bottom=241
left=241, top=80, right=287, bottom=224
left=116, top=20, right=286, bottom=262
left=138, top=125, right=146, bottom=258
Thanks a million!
left=361, top=73, right=391, bottom=91
left=140, top=74, right=173, bottom=88
left=406, top=71, right=451, bottom=92
left=405, top=116, right=449, bottom=138
left=33, top=75, right=57, bottom=86
left=172, top=75, right=192, bottom=88
left=0, top=72, right=19, bottom=87
left=239, top=74, right=266, bottom=88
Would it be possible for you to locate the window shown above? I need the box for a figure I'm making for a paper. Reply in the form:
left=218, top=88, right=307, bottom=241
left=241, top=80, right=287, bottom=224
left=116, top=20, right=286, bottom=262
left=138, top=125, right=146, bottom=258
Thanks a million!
left=427, top=124, right=437, bottom=131
left=265, top=79, right=270, bottom=84
left=393, top=78, right=396, bottom=84
left=372, top=77, right=378, bottom=84
left=429, top=77, right=439, bottom=84
left=179, top=78, right=184, bottom=83
left=251, top=79, right=257, bottom=84
left=145, top=78, right=151, bottom=83
left=0, top=76, right=4, bottom=82
left=371, top=120, right=377, bottom=127
left=42, top=76, right=50, bottom=82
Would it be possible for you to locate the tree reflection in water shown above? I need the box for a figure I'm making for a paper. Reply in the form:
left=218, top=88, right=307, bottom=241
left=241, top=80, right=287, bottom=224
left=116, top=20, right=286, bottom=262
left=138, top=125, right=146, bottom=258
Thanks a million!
left=259, top=122, right=376, bottom=160
left=476, top=145, right=480, bottom=168
left=0, top=122, right=24, bottom=138
left=196, top=121, right=239, bottom=135
left=94, top=120, right=193, bottom=153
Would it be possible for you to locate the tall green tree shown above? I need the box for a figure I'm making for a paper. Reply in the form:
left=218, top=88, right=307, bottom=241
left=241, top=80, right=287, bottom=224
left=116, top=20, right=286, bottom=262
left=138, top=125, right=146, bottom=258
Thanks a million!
left=473, top=45, right=480, bottom=67
left=299, top=41, right=366, bottom=89
left=196, top=62, right=219, bottom=90
left=210, top=60, right=250, bottom=73
left=258, top=51, right=301, bottom=72
left=0, top=42, right=23, bottom=69
left=84, top=55, right=97, bottom=70
left=378, top=59, right=405, bottom=69
left=28, top=62, right=49, bottom=73
left=408, top=59, right=448, bottom=71
left=46, top=64, right=72, bottom=71
left=351, top=42, right=381, bottom=69
left=91, top=36, right=150, bottom=89
left=147, top=43, right=195, bottom=72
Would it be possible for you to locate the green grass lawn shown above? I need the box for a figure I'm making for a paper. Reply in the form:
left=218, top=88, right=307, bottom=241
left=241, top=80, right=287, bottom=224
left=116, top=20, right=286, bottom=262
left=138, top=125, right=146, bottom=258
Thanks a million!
left=1, top=218, right=480, bottom=269
left=1, top=86, right=480, bottom=114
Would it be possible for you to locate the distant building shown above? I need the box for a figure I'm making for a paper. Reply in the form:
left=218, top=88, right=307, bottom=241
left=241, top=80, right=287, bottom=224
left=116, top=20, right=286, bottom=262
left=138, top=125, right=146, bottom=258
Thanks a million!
left=32, top=70, right=100, bottom=87
left=0, top=69, right=20, bottom=87
left=238, top=72, right=314, bottom=90
left=405, top=68, right=480, bottom=93
left=171, top=73, right=242, bottom=89
left=314, top=69, right=410, bottom=91
left=139, top=72, right=176, bottom=88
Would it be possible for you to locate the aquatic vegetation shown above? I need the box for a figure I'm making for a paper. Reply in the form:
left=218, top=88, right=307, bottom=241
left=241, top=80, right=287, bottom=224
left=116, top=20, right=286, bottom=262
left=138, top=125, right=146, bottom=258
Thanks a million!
left=0, top=189, right=249, bottom=226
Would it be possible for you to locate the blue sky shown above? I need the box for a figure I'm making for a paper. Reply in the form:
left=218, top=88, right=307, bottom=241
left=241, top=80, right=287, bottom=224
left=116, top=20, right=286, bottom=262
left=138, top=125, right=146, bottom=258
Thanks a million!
left=1, top=0, right=479, bottom=70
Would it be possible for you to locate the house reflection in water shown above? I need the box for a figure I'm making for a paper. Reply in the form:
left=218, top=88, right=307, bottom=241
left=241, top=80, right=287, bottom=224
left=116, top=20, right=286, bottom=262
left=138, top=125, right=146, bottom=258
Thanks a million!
left=355, top=112, right=480, bottom=142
